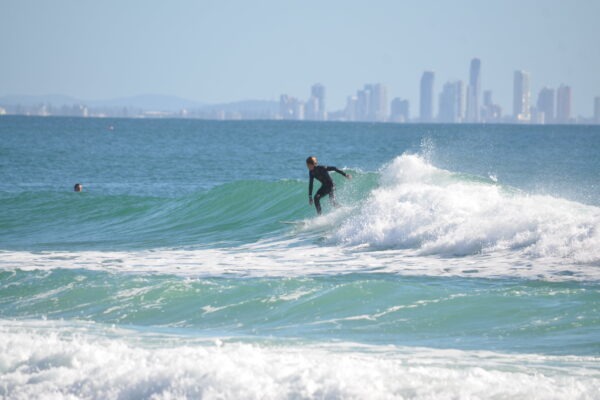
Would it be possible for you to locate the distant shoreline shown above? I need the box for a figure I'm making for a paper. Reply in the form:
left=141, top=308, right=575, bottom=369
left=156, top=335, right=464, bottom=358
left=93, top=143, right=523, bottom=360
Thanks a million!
left=1, top=113, right=599, bottom=127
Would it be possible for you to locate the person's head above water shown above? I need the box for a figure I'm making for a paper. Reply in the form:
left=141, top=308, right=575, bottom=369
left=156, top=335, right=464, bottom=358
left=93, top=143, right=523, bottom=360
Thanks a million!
left=306, top=156, right=317, bottom=171
left=74, top=183, right=83, bottom=192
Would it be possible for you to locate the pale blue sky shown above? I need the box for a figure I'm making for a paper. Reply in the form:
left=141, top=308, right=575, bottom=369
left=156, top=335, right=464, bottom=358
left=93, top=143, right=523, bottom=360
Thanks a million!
left=1, top=0, right=599, bottom=115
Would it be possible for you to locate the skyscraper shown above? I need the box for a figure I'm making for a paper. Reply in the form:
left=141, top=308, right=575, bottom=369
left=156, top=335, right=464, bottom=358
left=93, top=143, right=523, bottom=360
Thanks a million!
left=438, top=81, right=464, bottom=123
left=536, top=87, right=555, bottom=124
left=456, top=80, right=465, bottom=121
left=279, top=95, right=304, bottom=120
left=595, top=97, right=600, bottom=124
left=344, top=95, right=358, bottom=122
left=390, top=98, right=410, bottom=123
left=310, top=83, right=326, bottom=121
left=356, top=86, right=371, bottom=122
left=466, top=58, right=481, bottom=123
left=482, top=90, right=502, bottom=122
left=513, top=70, right=531, bottom=122
left=305, top=96, right=319, bottom=121
left=482, top=90, right=492, bottom=121
left=353, top=83, right=388, bottom=122
left=556, top=85, right=572, bottom=123
left=294, top=101, right=305, bottom=121
left=420, top=71, right=435, bottom=122
left=371, top=83, right=388, bottom=122
left=279, top=95, right=293, bottom=120
left=483, top=90, right=492, bottom=107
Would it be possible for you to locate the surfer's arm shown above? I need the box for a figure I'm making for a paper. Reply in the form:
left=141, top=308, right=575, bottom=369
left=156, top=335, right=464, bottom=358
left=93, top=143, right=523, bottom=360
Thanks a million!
left=327, top=166, right=352, bottom=179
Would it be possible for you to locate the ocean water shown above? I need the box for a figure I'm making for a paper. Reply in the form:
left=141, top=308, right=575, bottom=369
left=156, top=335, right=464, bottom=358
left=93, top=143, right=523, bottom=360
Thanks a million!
left=1, top=116, right=599, bottom=399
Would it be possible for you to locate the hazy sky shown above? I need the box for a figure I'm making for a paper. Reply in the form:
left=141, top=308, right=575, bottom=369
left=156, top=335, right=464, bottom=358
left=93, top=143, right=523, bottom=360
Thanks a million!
left=1, top=0, right=599, bottom=115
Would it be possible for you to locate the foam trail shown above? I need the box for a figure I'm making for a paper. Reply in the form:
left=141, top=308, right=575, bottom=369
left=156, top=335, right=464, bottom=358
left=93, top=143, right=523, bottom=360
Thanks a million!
left=2, top=240, right=599, bottom=281
left=1, top=320, right=599, bottom=400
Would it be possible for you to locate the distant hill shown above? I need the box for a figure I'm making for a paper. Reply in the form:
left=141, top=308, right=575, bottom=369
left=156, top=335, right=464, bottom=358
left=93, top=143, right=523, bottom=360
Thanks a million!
left=0, top=94, right=282, bottom=120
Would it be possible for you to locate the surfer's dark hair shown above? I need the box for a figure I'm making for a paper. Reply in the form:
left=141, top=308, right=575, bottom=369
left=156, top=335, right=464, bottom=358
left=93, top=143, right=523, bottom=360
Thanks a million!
left=306, top=156, right=317, bottom=165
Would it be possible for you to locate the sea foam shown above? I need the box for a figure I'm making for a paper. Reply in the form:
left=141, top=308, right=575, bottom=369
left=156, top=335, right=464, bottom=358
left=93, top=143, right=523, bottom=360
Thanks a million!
left=1, top=320, right=598, bottom=400
left=334, top=154, right=600, bottom=262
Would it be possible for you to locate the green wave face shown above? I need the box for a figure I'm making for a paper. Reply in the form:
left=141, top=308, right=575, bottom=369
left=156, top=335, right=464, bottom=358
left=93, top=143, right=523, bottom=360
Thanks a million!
left=0, top=172, right=377, bottom=250
left=0, top=182, right=297, bottom=250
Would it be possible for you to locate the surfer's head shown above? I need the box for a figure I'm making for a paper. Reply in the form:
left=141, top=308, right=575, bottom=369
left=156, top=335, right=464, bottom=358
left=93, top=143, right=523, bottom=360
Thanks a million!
left=306, top=156, right=317, bottom=171
left=74, top=183, right=82, bottom=192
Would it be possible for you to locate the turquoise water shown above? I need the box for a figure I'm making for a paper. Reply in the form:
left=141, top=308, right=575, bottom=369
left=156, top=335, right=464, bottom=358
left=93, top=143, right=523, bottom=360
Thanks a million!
left=1, top=116, right=600, bottom=398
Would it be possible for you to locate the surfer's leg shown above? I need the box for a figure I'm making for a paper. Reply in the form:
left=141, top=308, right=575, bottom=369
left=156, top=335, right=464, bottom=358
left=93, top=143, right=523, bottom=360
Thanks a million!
left=314, top=186, right=328, bottom=215
left=313, top=194, right=322, bottom=214
left=329, top=186, right=339, bottom=207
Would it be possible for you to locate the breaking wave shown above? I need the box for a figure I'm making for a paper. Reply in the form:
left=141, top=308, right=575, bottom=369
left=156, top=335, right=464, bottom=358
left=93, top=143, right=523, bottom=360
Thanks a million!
left=332, top=154, right=600, bottom=263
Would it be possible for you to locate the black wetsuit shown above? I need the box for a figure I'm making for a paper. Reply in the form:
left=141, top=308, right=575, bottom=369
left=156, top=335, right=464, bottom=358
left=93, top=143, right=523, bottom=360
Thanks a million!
left=309, top=165, right=347, bottom=214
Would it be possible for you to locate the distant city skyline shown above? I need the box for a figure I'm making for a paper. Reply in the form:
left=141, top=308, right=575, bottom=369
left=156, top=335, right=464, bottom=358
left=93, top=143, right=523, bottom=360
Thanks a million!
left=0, top=67, right=590, bottom=123
left=272, top=55, right=588, bottom=124
left=1, top=0, right=599, bottom=116
left=0, top=55, right=595, bottom=124
left=0, top=65, right=596, bottom=124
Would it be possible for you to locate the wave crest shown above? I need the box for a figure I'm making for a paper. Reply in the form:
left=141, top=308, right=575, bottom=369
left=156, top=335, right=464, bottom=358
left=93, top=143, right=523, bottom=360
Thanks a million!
left=334, top=154, right=600, bottom=262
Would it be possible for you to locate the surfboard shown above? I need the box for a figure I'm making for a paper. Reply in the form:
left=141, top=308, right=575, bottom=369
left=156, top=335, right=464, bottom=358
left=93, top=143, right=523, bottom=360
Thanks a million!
left=279, top=221, right=303, bottom=225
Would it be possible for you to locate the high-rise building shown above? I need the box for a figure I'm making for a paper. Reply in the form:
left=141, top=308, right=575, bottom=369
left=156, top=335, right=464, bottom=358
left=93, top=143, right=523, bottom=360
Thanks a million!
left=310, top=83, right=326, bottom=120
left=438, top=81, right=464, bottom=123
left=305, top=96, right=319, bottom=121
left=356, top=86, right=371, bottom=122
left=482, top=90, right=502, bottom=122
left=483, top=90, right=492, bottom=107
left=483, top=90, right=492, bottom=120
left=457, top=80, right=465, bottom=121
left=294, top=101, right=305, bottom=121
left=556, top=85, right=572, bottom=123
left=353, top=83, right=388, bottom=122
left=420, top=71, right=435, bottom=122
left=595, top=97, right=600, bottom=124
left=536, top=87, right=555, bottom=124
left=279, top=95, right=304, bottom=120
left=466, top=58, right=481, bottom=123
left=279, top=95, right=294, bottom=120
left=345, top=95, right=358, bottom=121
left=513, top=70, right=531, bottom=122
left=482, top=90, right=491, bottom=122
left=390, top=98, right=410, bottom=123
left=371, top=83, right=388, bottom=122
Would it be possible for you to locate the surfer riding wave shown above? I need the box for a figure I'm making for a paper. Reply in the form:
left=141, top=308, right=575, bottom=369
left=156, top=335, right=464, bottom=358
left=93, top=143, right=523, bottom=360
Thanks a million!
left=306, top=156, right=352, bottom=215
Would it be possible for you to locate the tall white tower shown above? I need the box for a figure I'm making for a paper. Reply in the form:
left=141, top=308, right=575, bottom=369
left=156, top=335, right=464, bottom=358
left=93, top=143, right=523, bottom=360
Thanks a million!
left=513, top=70, right=531, bottom=122
left=420, top=71, right=435, bottom=122
left=466, top=58, right=481, bottom=122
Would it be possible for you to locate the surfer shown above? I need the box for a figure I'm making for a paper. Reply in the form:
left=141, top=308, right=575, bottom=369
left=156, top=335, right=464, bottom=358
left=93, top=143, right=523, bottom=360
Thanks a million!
left=306, top=156, right=351, bottom=215
left=74, top=183, right=83, bottom=192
